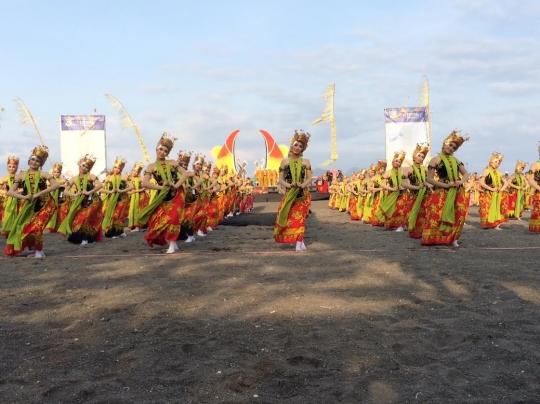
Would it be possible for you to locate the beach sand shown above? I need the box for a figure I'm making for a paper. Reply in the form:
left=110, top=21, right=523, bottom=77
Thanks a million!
left=1, top=200, right=539, bottom=403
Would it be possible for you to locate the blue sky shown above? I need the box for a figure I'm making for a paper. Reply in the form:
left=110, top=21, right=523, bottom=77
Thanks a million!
left=1, top=0, right=539, bottom=176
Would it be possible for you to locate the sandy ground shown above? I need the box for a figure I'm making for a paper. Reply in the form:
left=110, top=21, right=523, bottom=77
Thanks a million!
left=1, top=200, right=539, bottom=403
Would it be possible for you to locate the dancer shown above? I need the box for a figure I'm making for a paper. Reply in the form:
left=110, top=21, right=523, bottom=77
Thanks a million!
left=422, top=130, right=470, bottom=247
left=274, top=130, right=312, bottom=252
left=370, top=160, right=387, bottom=227
left=377, top=151, right=412, bottom=231
left=137, top=133, right=193, bottom=253
left=506, top=161, right=527, bottom=220
left=478, top=152, right=506, bottom=229
left=0, top=155, right=20, bottom=233
left=402, top=143, right=431, bottom=238
left=127, top=161, right=149, bottom=232
left=4, top=146, right=60, bottom=258
left=527, top=145, right=540, bottom=233
left=101, top=157, right=134, bottom=238
left=58, top=155, right=104, bottom=245
left=46, top=162, right=70, bottom=233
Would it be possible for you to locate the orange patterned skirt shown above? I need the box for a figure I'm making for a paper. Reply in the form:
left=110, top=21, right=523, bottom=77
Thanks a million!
left=274, top=189, right=311, bottom=244
left=421, top=187, right=469, bottom=245
left=479, top=191, right=504, bottom=229
left=144, top=193, right=182, bottom=247
left=66, top=196, right=104, bottom=244
left=529, top=193, right=540, bottom=233
left=384, top=192, right=414, bottom=230
left=4, top=197, right=56, bottom=256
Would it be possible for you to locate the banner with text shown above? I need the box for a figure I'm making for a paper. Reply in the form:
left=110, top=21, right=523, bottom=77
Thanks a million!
left=384, top=107, right=429, bottom=166
left=60, top=115, right=107, bottom=178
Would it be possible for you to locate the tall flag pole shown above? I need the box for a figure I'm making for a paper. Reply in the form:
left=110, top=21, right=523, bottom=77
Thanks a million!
left=14, top=97, right=51, bottom=167
left=104, top=94, right=151, bottom=163
left=313, top=84, right=337, bottom=167
left=420, top=75, right=432, bottom=160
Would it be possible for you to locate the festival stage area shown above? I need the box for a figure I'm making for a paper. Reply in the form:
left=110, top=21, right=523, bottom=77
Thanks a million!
left=1, top=201, right=539, bottom=403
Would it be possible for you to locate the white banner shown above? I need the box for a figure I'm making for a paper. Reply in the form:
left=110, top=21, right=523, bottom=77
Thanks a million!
left=384, top=107, right=429, bottom=166
left=60, top=115, right=107, bottom=179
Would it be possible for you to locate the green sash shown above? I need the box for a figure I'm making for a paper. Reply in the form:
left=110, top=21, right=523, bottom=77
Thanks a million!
left=355, top=180, right=364, bottom=213
left=6, top=171, right=40, bottom=250
left=46, top=178, right=61, bottom=229
left=102, top=175, right=122, bottom=231
left=439, top=153, right=459, bottom=231
left=1, top=176, right=19, bottom=233
left=514, top=173, right=524, bottom=218
left=128, top=177, right=141, bottom=227
left=136, top=161, right=173, bottom=225
left=58, top=174, right=89, bottom=235
left=408, top=165, right=427, bottom=229
left=275, top=158, right=302, bottom=232
left=487, top=167, right=503, bottom=223
left=377, top=169, right=401, bottom=221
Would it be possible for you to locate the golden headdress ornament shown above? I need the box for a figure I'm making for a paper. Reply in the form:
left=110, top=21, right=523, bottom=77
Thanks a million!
left=359, top=168, right=367, bottom=177
left=376, top=159, right=388, bottom=169
left=193, top=153, right=205, bottom=165
left=515, top=160, right=527, bottom=171
left=7, top=155, right=20, bottom=165
left=212, top=166, right=220, bottom=175
left=489, top=151, right=504, bottom=165
left=30, top=145, right=49, bottom=166
left=220, top=164, right=229, bottom=173
left=177, top=150, right=193, bottom=165
left=79, top=154, right=97, bottom=171
left=113, top=156, right=127, bottom=171
left=157, top=132, right=177, bottom=153
left=369, top=163, right=378, bottom=172
left=393, top=150, right=406, bottom=162
left=443, top=129, right=469, bottom=149
left=52, top=162, right=63, bottom=172
left=290, top=129, right=311, bottom=151
left=131, top=161, right=145, bottom=176
left=413, top=142, right=430, bottom=157
left=202, top=161, right=212, bottom=171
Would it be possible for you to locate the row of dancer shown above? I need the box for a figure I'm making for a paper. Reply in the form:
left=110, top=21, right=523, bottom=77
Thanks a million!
left=327, top=130, right=540, bottom=246
left=0, top=133, right=254, bottom=258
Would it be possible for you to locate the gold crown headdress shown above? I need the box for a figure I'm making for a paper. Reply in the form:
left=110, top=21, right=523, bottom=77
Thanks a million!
left=515, top=160, right=527, bottom=171
left=193, top=153, right=205, bottom=165
left=413, top=142, right=430, bottom=157
left=30, top=145, right=49, bottom=166
left=220, top=164, right=229, bottom=173
left=7, top=155, right=20, bottom=165
left=131, top=161, right=145, bottom=175
left=290, top=129, right=311, bottom=151
left=52, top=162, right=63, bottom=172
left=359, top=168, right=367, bottom=177
left=79, top=154, right=97, bottom=171
left=369, top=163, right=378, bottom=172
left=212, top=166, right=220, bottom=175
left=376, top=159, right=387, bottom=169
left=156, top=132, right=177, bottom=153
left=443, top=129, right=469, bottom=149
left=113, top=156, right=127, bottom=171
left=177, top=150, right=193, bottom=165
left=393, top=150, right=406, bottom=162
left=489, top=152, right=504, bottom=165
left=202, top=161, right=212, bottom=171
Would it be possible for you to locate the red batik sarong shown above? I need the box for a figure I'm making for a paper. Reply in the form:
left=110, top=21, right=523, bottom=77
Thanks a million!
left=479, top=191, right=504, bottom=229
left=4, top=197, right=56, bottom=256
left=274, top=189, right=311, bottom=244
left=144, top=192, right=182, bottom=247
left=529, top=193, right=540, bottom=232
left=421, top=187, right=469, bottom=245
